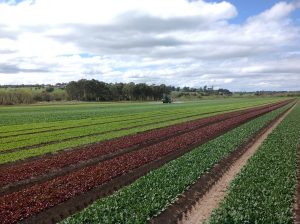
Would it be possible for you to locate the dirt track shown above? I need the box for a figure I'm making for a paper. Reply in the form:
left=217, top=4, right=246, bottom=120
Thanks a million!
left=150, top=102, right=295, bottom=224
left=180, top=103, right=295, bottom=224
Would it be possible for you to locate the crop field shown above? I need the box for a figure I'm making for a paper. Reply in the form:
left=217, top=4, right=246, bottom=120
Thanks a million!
left=0, top=97, right=299, bottom=224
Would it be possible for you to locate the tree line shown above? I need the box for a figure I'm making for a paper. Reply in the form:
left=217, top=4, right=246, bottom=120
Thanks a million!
left=0, top=88, right=67, bottom=105
left=66, top=79, right=174, bottom=101
left=0, top=79, right=233, bottom=105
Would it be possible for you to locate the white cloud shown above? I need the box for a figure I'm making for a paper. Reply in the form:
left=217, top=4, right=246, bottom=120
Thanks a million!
left=0, top=0, right=237, bottom=25
left=248, top=1, right=296, bottom=21
left=0, top=0, right=299, bottom=91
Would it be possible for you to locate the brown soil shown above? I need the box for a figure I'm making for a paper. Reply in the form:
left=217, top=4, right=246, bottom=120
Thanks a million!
left=150, top=103, right=295, bottom=224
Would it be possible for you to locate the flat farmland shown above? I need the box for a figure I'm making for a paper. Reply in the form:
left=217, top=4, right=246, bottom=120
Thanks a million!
left=0, top=98, right=281, bottom=163
left=1, top=97, right=299, bottom=224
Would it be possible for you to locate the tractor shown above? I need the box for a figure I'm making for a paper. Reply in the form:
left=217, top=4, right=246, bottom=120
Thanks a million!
left=162, top=94, right=172, bottom=103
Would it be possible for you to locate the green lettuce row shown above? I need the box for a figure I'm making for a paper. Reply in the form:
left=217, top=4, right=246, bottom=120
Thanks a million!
left=0, top=106, right=204, bottom=137
left=0, top=100, right=286, bottom=157
left=61, top=102, right=291, bottom=224
left=0, top=99, right=240, bottom=126
left=2, top=100, right=279, bottom=163
left=1, top=98, right=281, bottom=126
left=1, top=101, right=266, bottom=151
left=0, top=105, right=247, bottom=164
left=0, top=98, right=281, bottom=131
left=0, top=108, right=208, bottom=150
left=208, top=102, right=300, bottom=224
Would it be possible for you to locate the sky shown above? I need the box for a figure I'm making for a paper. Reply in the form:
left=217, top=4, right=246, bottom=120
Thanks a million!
left=0, top=0, right=300, bottom=91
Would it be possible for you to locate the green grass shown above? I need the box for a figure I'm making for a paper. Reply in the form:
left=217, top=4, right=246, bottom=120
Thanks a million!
left=61, top=102, right=291, bottom=224
left=208, top=102, right=300, bottom=224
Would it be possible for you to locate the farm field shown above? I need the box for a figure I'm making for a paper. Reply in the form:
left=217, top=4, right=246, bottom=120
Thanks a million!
left=0, top=97, right=283, bottom=164
left=208, top=101, right=300, bottom=224
left=0, top=97, right=299, bottom=224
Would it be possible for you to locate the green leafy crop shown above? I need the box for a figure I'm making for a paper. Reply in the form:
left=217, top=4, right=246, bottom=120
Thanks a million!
left=209, top=103, right=300, bottom=224
left=0, top=99, right=278, bottom=164
left=61, top=103, right=290, bottom=224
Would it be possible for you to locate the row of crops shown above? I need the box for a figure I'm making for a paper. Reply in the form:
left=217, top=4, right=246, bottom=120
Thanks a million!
left=0, top=100, right=292, bottom=224
left=0, top=108, right=245, bottom=164
left=209, top=102, right=300, bottom=223
left=0, top=98, right=281, bottom=126
left=61, top=101, right=294, bottom=223
left=0, top=105, right=252, bottom=151
left=0, top=99, right=284, bottom=164
left=1, top=101, right=288, bottom=187
left=1, top=98, right=298, bottom=224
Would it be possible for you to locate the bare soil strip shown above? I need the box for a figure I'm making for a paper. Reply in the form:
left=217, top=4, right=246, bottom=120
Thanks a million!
left=150, top=103, right=295, bottom=224
left=1, top=102, right=288, bottom=196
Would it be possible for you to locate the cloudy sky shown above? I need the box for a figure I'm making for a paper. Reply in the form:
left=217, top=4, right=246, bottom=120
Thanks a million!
left=0, top=0, right=300, bottom=91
